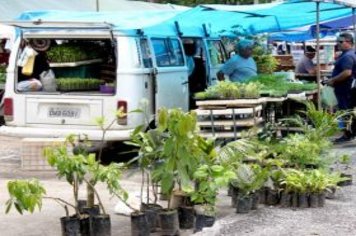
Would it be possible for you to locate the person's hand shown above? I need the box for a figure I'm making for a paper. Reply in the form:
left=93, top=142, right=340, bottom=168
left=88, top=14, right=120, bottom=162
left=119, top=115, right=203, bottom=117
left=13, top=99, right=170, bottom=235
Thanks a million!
left=324, top=79, right=335, bottom=87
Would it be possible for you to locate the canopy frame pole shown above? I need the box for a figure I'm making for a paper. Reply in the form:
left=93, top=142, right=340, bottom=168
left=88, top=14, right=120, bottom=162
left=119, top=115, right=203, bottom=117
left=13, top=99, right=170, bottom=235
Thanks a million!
left=96, top=0, right=100, bottom=12
left=353, top=8, right=356, bottom=50
left=316, top=1, right=321, bottom=110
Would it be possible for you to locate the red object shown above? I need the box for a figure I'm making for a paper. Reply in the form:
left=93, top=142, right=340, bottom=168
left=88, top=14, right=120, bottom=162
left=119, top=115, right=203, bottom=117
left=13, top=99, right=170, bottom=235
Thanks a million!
left=117, top=100, right=127, bottom=125
left=4, top=98, right=13, bottom=121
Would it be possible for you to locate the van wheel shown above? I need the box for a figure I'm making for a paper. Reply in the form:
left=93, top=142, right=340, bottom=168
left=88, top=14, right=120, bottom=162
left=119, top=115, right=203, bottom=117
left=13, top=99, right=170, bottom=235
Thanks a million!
left=0, top=116, right=5, bottom=126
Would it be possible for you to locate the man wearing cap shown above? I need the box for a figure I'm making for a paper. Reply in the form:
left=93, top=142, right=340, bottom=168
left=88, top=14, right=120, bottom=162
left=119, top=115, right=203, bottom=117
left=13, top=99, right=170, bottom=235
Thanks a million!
left=325, top=32, right=356, bottom=142
left=295, top=46, right=316, bottom=75
left=217, top=39, right=257, bottom=82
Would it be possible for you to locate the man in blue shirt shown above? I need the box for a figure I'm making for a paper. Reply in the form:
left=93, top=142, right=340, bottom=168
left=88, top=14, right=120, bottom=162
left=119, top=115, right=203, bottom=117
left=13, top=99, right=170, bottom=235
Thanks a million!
left=325, top=32, right=356, bottom=142
left=217, top=39, right=257, bottom=82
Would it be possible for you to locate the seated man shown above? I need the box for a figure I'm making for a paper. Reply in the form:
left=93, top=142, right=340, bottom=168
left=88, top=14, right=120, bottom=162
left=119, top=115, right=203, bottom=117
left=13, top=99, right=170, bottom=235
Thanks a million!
left=295, top=46, right=316, bottom=75
left=217, top=39, right=257, bottom=82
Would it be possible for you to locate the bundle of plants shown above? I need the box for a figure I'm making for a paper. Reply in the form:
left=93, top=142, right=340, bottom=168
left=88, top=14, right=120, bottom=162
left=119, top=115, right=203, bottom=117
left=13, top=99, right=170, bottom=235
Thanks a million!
left=189, top=163, right=236, bottom=232
left=230, top=163, right=269, bottom=213
left=0, top=72, right=5, bottom=83
left=194, top=80, right=261, bottom=100
left=252, top=44, right=278, bottom=74
left=0, top=64, right=6, bottom=83
left=274, top=133, right=333, bottom=169
left=279, top=168, right=347, bottom=208
left=47, top=42, right=101, bottom=63
left=0, top=64, right=6, bottom=73
left=246, top=74, right=317, bottom=97
left=57, top=78, right=102, bottom=91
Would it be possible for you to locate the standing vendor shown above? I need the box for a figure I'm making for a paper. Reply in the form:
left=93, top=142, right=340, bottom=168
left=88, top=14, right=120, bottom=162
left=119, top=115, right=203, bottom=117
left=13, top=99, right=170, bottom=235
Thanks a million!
left=325, top=32, right=356, bottom=142
left=295, top=46, right=316, bottom=75
left=217, top=39, right=257, bottom=82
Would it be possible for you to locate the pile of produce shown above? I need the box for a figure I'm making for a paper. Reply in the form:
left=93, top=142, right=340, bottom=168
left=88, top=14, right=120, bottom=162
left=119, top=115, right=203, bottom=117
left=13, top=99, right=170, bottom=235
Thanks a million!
left=0, top=64, right=6, bottom=83
left=194, top=81, right=261, bottom=100
left=194, top=75, right=317, bottom=100
left=246, top=74, right=318, bottom=97
left=47, top=42, right=102, bottom=63
left=56, top=78, right=102, bottom=91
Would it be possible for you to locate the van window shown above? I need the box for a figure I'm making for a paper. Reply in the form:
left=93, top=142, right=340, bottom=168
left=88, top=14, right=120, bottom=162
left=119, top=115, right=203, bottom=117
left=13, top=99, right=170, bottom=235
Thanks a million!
left=16, top=38, right=116, bottom=95
left=139, top=38, right=152, bottom=68
left=152, top=38, right=184, bottom=67
left=207, top=40, right=227, bottom=66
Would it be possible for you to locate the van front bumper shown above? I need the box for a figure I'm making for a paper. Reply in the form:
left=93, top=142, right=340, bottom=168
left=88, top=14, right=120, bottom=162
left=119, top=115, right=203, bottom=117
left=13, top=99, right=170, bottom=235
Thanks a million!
left=0, top=125, right=133, bottom=141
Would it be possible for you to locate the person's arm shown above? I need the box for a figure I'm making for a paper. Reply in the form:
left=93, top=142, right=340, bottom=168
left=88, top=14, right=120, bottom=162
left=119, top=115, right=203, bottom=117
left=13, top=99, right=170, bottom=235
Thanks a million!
left=325, top=55, right=354, bottom=86
left=306, top=65, right=316, bottom=75
left=217, top=56, right=236, bottom=81
left=325, top=69, right=352, bottom=86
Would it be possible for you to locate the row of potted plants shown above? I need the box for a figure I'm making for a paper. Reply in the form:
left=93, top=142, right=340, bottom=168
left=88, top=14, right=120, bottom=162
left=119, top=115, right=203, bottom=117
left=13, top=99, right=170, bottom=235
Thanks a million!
left=5, top=101, right=352, bottom=235
left=194, top=74, right=318, bottom=100
left=56, top=78, right=102, bottom=91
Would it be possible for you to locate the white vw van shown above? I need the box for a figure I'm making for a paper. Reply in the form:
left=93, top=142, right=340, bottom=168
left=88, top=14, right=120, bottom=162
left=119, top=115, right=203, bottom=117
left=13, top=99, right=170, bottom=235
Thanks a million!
left=0, top=22, right=227, bottom=144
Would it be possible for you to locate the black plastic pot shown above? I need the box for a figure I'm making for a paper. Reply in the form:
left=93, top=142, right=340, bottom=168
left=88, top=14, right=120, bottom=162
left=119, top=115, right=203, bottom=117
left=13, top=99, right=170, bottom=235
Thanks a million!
left=309, top=193, right=319, bottom=208
left=236, top=195, right=252, bottom=214
left=60, top=216, right=81, bottom=236
left=318, top=192, right=326, bottom=207
left=178, top=206, right=195, bottom=229
left=194, top=213, right=216, bottom=233
left=231, top=186, right=239, bottom=207
left=298, top=193, right=309, bottom=208
left=82, top=205, right=100, bottom=217
left=279, top=191, right=292, bottom=208
left=266, top=189, right=279, bottom=206
left=291, top=192, right=298, bottom=208
left=80, top=215, right=91, bottom=236
left=227, top=183, right=234, bottom=196
left=91, top=214, right=111, bottom=236
left=159, top=209, right=179, bottom=236
left=131, top=211, right=149, bottom=236
left=141, top=203, right=162, bottom=232
left=251, top=192, right=260, bottom=210
left=258, top=187, right=267, bottom=205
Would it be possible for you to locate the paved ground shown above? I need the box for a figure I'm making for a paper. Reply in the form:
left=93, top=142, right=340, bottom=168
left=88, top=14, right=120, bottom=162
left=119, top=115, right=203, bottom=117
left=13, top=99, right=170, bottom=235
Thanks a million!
left=1, top=136, right=356, bottom=236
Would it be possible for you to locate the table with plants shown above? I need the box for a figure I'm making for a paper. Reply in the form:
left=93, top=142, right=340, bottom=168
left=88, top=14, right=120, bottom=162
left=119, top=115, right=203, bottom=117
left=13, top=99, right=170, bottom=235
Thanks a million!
left=194, top=74, right=318, bottom=139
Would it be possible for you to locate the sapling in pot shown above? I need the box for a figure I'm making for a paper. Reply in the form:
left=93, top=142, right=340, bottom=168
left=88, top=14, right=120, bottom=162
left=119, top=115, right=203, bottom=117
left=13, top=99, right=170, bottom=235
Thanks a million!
left=189, top=163, right=236, bottom=232
left=5, top=178, right=88, bottom=236
left=151, top=108, right=204, bottom=235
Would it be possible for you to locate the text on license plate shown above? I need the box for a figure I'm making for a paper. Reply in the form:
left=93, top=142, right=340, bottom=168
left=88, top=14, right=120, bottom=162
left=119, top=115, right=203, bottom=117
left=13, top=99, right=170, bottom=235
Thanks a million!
left=48, top=108, right=81, bottom=118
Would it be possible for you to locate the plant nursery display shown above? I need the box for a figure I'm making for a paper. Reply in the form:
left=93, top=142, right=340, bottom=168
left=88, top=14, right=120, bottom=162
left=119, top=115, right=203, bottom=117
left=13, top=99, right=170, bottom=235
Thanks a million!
left=56, top=78, right=102, bottom=91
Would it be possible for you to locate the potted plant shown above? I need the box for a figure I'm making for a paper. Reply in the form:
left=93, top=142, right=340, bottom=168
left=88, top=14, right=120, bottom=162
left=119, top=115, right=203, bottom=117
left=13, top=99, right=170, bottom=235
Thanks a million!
left=44, top=135, right=129, bottom=236
left=280, top=169, right=310, bottom=208
left=189, top=163, right=235, bottom=232
left=150, top=108, right=203, bottom=235
left=335, top=154, right=353, bottom=186
left=123, top=101, right=166, bottom=234
left=231, top=163, right=269, bottom=213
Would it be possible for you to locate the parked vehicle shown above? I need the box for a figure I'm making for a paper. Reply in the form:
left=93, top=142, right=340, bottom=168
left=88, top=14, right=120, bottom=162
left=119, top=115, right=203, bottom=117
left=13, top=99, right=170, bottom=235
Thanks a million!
left=0, top=18, right=227, bottom=145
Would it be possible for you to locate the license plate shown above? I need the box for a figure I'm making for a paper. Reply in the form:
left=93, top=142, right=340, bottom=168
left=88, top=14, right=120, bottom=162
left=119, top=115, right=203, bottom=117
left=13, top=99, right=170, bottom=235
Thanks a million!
left=48, top=107, right=80, bottom=118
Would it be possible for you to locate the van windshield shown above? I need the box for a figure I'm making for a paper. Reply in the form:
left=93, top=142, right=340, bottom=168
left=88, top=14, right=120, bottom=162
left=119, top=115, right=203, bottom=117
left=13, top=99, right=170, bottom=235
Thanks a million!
left=16, top=38, right=116, bottom=95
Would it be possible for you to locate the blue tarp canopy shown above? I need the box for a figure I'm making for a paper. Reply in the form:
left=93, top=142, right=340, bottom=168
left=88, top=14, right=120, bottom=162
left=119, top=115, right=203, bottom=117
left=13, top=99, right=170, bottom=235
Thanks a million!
left=143, top=1, right=354, bottom=37
left=11, top=0, right=356, bottom=38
